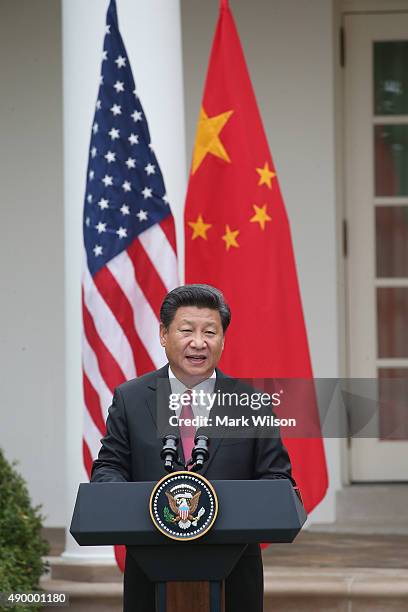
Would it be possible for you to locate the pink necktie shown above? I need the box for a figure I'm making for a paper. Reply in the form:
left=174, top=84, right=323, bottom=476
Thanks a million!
left=179, top=390, right=195, bottom=464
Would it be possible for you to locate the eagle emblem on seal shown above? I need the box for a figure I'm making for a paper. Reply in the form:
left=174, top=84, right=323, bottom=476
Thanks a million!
left=150, top=472, right=218, bottom=540
left=165, top=486, right=205, bottom=530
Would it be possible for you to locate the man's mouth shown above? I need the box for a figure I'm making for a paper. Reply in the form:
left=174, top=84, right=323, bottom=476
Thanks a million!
left=186, top=355, right=207, bottom=365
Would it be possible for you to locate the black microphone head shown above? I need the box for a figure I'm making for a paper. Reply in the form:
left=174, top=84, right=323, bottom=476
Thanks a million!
left=161, top=435, right=180, bottom=472
left=190, top=434, right=210, bottom=471
left=194, top=433, right=209, bottom=445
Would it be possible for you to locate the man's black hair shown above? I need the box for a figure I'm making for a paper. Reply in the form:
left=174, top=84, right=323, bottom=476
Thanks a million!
left=160, top=284, right=231, bottom=333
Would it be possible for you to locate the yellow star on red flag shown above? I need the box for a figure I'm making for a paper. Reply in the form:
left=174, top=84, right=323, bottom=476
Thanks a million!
left=188, top=214, right=212, bottom=240
left=192, top=107, right=233, bottom=174
left=222, top=225, right=240, bottom=251
left=250, top=204, right=272, bottom=230
left=256, top=161, right=276, bottom=189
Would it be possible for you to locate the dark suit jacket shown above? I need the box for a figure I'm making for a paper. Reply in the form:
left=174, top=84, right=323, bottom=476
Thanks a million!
left=91, top=365, right=295, bottom=612
left=91, top=365, right=294, bottom=484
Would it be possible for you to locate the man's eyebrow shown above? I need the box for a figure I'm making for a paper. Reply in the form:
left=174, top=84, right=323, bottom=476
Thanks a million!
left=178, top=319, right=217, bottom=326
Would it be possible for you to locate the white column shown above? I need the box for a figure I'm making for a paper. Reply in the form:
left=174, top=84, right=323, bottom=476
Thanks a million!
left=62, top=0, right=186, bottom=561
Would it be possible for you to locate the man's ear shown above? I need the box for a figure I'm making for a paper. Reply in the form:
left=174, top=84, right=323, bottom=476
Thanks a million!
left=221, top=336, right=225, bottom=351
left=159, top=322, right=167, bottom=347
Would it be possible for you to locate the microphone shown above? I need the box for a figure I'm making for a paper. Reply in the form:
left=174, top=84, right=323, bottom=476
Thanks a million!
left=188, top=434, right=210, bottom=471
left=160, top=435, right=180, bottom=472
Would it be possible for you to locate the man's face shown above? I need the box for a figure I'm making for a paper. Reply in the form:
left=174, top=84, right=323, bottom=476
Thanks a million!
left=159, top=306, right=225, bottom=387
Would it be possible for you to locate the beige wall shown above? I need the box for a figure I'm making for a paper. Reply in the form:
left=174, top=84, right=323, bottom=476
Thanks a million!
left=0, top=1, right=65, bottom=526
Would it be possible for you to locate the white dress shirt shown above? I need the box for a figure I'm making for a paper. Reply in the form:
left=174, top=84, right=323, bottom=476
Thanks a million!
left=168, top=365, right=216, bottom=430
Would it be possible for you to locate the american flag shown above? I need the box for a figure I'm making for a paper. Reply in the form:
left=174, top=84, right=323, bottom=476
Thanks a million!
left=82, top=0, right=179, bottom=477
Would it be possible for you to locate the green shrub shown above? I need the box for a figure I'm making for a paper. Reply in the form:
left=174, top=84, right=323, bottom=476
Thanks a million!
left=0, top=448, right=49, bottom=611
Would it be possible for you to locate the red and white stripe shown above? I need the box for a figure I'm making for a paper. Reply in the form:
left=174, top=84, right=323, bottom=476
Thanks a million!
left=82, top=217, right=179, bottom=477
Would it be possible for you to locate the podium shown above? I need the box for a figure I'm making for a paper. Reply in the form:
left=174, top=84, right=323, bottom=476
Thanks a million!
left=70, top=479, right=306, bottom=611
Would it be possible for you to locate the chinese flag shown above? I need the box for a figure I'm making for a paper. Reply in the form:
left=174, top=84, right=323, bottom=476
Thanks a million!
left=184, top=0, right=328, bottom=513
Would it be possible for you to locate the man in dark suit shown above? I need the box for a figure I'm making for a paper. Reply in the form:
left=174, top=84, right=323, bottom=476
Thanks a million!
left=91, top=284, right=295, bottom=612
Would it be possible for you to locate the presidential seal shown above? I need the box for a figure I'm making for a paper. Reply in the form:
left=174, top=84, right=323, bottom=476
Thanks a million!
left=149, top=471, right=218, bottom=541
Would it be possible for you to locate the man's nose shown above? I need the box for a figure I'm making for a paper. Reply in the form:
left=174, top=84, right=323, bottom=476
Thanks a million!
left=190, top=333, right=206, bottom=348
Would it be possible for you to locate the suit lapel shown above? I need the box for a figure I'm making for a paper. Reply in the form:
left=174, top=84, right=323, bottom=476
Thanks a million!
left=146, top=364, right=187, bottom=465
left=145, top=364, right=170, bottom=427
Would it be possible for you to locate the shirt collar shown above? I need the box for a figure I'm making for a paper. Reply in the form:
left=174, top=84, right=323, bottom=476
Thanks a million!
left=168, top=365, right=216, bottom=394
